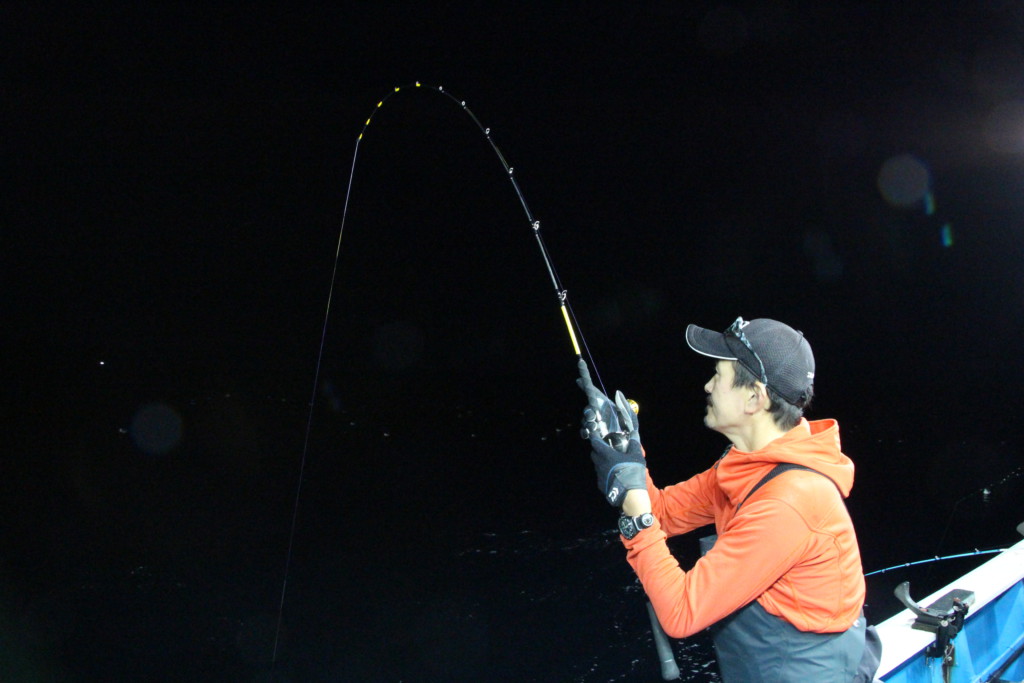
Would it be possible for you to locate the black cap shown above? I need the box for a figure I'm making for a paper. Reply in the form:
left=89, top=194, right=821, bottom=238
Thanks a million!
left=685, top=317, right=815, bottom=407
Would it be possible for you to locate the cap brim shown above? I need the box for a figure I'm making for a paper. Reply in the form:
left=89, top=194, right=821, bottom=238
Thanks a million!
left=685, top=324, right=737, bottom=360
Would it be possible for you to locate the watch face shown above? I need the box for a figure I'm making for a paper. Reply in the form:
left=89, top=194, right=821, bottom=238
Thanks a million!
left=618, top=513, right=652, bottom=539
left=618, top=515, right=634, bottom=538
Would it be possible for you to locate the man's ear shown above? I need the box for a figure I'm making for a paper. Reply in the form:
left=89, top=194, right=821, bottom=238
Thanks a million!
left=746, top=383, right=770, bottom=413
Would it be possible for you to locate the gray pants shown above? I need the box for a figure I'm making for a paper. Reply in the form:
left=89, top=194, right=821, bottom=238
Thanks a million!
left=709, top=600, right=866, bottom=683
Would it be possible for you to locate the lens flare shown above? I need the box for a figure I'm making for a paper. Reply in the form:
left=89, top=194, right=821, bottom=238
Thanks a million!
left=877, top=154, right=931, bottom=208
left=982, top=100, right=1024, bottom=154
left=129, top=402, right=183, bottom=455
left=941, top=223, right=954, bottom=248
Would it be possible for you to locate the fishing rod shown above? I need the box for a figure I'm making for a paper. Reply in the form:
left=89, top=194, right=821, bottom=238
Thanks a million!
left=351, top=83, right=590, bottom=367
left=271, top=82, right=679, bottom=679
left=864, top=548, right=1008, bottom=577
left=866, top=520, right=1024, bottom=577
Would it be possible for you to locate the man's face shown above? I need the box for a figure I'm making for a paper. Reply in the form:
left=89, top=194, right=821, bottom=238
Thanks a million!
left=703, top=360, right=749, bottom=434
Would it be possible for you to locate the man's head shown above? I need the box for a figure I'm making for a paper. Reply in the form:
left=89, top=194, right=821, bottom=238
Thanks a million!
left=686, top=317, right=815, bottom=432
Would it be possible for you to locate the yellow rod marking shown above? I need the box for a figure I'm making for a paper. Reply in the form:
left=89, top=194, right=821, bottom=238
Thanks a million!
left=560, top=305, right=581, bottom=356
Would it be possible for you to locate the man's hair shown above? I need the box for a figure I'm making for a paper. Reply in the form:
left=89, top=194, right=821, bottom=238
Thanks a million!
left=730, top=360, right=812, bottom=430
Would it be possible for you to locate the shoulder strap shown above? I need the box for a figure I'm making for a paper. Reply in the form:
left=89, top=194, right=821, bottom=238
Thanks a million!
left=737, top=463, right=838, bottom=511
left=713, top=444, right=732, bottom=468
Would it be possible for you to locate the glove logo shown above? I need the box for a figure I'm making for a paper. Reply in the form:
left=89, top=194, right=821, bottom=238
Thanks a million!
left=608, top=486, right=620, bottom=503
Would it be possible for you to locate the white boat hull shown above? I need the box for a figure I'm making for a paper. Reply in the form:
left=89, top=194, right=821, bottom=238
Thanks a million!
left=875, top=538, right=1024, bottom=682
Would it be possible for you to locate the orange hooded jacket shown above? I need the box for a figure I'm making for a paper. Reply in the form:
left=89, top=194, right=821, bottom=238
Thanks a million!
left=623, top=418, right=865, bottom=639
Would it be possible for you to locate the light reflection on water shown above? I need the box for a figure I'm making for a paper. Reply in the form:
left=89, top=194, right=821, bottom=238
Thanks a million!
left=454, top=527, right=721, bottom=682
left=31, top=390, right=1022, bottom=680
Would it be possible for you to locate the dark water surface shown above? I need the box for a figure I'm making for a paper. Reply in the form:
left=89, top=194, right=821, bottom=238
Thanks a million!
left=7, top=379, right=1022, bottom=681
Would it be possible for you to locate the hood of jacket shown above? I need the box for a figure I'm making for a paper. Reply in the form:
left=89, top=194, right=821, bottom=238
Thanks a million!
left=715, top=418, right=853, bottom=506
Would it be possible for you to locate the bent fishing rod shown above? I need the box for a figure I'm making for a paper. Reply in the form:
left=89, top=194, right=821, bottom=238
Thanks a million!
left=271, top=82, right=680, bottom=680
left=865, top=547, right=1009, bottom=577
left=865, top=512, right=1024, bottom=577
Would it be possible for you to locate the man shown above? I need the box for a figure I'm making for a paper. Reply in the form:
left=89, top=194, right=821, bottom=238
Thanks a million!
left=579, top=317, right=873, bottom=682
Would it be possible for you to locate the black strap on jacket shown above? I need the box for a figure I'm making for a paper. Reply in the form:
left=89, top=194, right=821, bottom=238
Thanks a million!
left=736, top=463, right=839, bottom=512
left=699, top=463, right=841, bottom=555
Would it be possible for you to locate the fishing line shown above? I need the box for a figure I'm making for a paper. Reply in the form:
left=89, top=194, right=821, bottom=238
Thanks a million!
left=269, top=82, right=608, bottom=668
left=925, top=465, right=1023, bottom=583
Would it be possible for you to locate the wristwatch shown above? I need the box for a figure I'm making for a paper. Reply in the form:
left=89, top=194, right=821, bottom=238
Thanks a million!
left=618, top=512, right=655, bottom=540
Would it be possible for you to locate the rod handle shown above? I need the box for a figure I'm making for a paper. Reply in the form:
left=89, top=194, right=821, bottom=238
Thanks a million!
left=646, top=601, right=680, bottom=680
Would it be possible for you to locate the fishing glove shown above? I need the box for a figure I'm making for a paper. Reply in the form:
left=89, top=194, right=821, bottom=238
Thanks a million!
left=577, top=360, right=639, bottom=440
left=588, top=431, right=646, bottom=506
left=577, top=360, right=646, bottom=507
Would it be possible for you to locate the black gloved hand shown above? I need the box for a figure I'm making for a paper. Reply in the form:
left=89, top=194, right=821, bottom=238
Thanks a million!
left=588, top=432, right=646, bottom=506
left=577, top=359, right=646, bottom=506
left=576, top=359, right=638, bottom=445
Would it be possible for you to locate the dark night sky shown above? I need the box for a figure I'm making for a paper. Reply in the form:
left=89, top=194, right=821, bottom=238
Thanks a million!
left=5, top=2, right=1024, bottom=680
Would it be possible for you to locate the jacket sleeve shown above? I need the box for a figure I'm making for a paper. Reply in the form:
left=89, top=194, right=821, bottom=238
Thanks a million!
left=623, top=493, right=812, bottom=638
left=647, top=467, right=718, bottom=538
